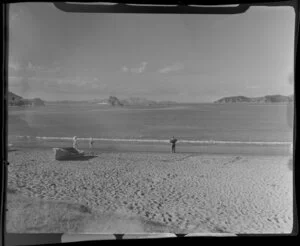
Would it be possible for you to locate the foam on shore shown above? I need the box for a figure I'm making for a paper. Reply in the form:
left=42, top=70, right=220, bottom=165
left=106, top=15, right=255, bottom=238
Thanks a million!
left=15, top=135, right=292, bottom=146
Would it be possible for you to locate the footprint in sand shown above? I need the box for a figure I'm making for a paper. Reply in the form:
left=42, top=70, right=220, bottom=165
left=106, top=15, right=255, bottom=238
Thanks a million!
left=156, top=202, right=163, bottom=210
left=162, top=214, right=172, bottom=224
left=144, top=211, right=155, bottom=220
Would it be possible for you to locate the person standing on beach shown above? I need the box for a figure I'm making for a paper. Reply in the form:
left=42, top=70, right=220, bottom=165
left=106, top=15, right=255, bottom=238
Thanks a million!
left=73, top=136, right=78, bottom=150
left=170, top=136, right=178, bottom=153
left=89, top=137, right=94, bottom=149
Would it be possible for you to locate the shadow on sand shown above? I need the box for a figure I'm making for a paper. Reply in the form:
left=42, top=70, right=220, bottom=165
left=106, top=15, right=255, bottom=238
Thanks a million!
left=57, top=156, right=98, bottom=161
left=6, top=192, right=173, bottom=233
left=8, top=149, right=18, bottom=153
left=7, top=187, right=18, bottom=195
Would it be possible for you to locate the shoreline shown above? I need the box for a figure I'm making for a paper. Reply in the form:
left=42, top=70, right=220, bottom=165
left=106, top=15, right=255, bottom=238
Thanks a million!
left=8, top=138, right=293, bottom=156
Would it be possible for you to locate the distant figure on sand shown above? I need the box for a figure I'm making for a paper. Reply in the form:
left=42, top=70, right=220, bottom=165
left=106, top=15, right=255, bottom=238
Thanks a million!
left=73, top=136, right=78, bottom=149
left=89, top=137, right=94, bottom=149
left=170, top=136, right=178, bottom=153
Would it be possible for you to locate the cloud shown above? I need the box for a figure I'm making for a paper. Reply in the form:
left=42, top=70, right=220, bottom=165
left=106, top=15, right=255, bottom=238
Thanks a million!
left=9, top=7, right=24, bottom=24
left=8, top=74, right=105, bottom=95
left=8, top=61, right=21, bottom=71
left=42, top=76, right=103, bottom=91
left=246, top=85, right=260, bottom=89
left=26, top=62, right=61, bottom=73
left=122, top=66, right=129, bottom=72
left=121, top=62, right=147, bottom=74
left=9, top=60, right=62, bottom=79
left=131, top=62, right=147, bottom=73
left=159, top=62, right=184, bottom=74
left=10, top=12, right=19, bottom=22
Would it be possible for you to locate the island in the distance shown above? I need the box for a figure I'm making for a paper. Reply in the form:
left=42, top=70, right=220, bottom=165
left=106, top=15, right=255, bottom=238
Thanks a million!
left=214, top=94, right=294, bottom=104
left=90, top=96, right=178, bottom=107
left=8, top=92, right=45, bottom=107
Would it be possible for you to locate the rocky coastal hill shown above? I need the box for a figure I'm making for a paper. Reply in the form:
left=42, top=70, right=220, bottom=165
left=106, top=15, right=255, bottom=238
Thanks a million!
left=93, top=96, right=124, bottom=106
left=92, top=96, right=177, bottom=106
left=214, top=95, right=294, bottom=104
left=8, top=92, right=45, bottom=106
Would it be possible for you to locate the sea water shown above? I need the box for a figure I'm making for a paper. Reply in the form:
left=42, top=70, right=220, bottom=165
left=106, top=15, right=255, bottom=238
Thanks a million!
left=8, top=103, right=294, bottom=154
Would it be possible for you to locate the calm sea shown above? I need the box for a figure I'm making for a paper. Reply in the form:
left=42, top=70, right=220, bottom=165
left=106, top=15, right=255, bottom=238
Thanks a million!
left=8, top=103, right=293, bottom=144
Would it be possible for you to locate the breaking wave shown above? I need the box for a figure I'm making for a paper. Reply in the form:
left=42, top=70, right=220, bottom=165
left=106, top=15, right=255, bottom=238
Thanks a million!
left=15, top=136, right=292, bottom=146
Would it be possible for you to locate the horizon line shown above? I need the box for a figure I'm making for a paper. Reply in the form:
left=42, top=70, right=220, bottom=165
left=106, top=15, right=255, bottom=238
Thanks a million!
left=8, top=91, right=294, bottom=104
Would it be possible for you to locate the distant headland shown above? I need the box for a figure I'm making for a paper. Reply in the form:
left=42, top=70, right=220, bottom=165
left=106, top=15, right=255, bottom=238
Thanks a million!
left=90, top=96, right=178, bottom=106
left=214, top=95, right=294, bottom=104
left=8, top=92, right=45, bottom=107
left=8, top=91, right=294, bottom=107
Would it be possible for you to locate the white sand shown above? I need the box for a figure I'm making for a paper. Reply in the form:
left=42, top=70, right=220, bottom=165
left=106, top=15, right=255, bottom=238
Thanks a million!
left=7, top=149, right=293, bottom=234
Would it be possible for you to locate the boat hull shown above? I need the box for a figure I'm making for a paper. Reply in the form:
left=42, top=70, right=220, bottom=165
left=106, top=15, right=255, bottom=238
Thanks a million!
left=53, top=147, right=84, bottom=160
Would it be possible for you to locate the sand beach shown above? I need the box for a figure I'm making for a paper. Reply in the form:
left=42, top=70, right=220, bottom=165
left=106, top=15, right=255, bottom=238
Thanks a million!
left=6, top=147, right=293, bottom=234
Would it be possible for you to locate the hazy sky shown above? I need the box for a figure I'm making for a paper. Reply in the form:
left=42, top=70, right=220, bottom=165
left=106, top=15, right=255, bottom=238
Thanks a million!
left=8, top=3, right=295, bottom=102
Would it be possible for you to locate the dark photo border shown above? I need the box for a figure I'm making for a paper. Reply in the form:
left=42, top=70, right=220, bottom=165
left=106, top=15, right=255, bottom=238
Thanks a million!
left=1, top=0, right=299, bottom=245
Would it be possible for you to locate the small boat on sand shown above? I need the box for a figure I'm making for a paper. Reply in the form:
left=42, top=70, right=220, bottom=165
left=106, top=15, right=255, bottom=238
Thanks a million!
left=53, top=147, right=85, bottom=160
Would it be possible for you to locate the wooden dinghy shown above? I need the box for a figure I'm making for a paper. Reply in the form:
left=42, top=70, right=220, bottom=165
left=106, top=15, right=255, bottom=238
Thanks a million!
left=53, top=147, right=84, bottom=160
